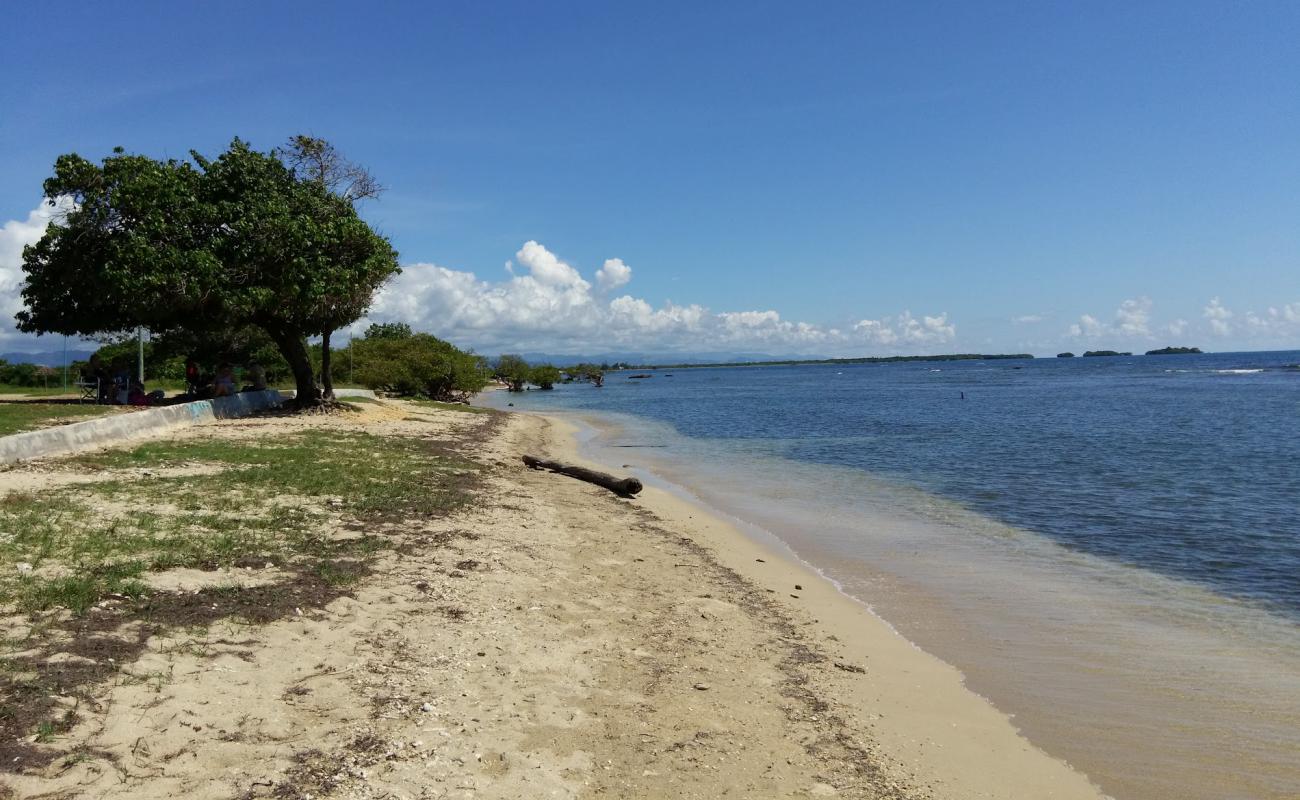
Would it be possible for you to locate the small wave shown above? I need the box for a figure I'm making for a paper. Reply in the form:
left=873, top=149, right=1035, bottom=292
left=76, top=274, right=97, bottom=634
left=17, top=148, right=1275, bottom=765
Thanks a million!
left=1215, top=369, right=1265, bottom=375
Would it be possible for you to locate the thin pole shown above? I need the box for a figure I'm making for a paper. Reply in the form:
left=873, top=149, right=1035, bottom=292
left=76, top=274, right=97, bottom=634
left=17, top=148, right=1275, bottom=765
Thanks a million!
left=62, top=336, right=68, bottom=390
left=137, top=327, right=145, bottom=383
left=349, top=330, right=354, bottom=384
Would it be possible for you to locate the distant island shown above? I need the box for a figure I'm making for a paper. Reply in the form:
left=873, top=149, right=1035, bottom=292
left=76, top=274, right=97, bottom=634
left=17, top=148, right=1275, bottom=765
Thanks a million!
left=1082, top=350, right=1132, bottom=357
left=616, top=353, right=1034, bottom=370
left=1145, top=346, right=1202, bottom=355
left=1057, top=352, right=1075, bottom=358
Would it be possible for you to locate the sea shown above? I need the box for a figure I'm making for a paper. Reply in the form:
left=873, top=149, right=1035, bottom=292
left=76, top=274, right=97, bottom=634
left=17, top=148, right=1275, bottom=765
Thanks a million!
left=481, top=350, right=1300, bottom=800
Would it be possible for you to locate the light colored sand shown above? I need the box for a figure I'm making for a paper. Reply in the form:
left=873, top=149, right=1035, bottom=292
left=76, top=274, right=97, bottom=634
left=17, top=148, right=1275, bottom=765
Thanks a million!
left=539, top=413, right=1107, bottom=800
left=3, top=402, right=1107, bottom=799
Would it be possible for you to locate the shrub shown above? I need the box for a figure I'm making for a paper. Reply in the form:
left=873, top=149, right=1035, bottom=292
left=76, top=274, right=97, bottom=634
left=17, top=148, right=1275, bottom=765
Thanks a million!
left=353, top=333, right=489, bottom=400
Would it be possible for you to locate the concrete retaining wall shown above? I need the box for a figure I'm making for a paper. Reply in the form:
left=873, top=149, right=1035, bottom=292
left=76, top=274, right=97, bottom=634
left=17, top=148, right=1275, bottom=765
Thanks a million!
left=0, top=390, right=285, bottom=465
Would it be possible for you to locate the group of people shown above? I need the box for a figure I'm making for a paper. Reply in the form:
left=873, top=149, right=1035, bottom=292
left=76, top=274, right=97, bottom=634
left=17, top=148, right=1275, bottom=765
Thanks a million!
left=184, top=359, right=268, bottom=398
left=81, top=354, right=165, bottom=406
left=80, top=355, right=270, bottom=405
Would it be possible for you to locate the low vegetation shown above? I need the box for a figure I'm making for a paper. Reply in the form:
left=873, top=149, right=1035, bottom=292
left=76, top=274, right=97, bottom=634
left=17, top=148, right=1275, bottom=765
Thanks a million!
left=0, top=403, right=122, bottom=437
left=1, top=430, right=480, bottom=616
left=352, top=324, right=490, bottom=401
left=0, top=416, right=492, bottom=769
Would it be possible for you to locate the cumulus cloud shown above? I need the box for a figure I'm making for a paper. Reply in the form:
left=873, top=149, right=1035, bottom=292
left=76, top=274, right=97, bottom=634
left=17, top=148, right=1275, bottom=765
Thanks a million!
left=1243, top=303, right=1300, bottom=335
left=361, top=240, right=955, bottom=355
left=1203, top=297, right=1233, bottom=336
left=1068, top=297, right=1152, bottom=339
left=1067, top=314, right=1104, bottom=338
left=1115, top=297, right=1152, bottom=337
left=595, top=258, right=632, bottom=291
left=0, top=201, right=80, bottom=346
left=0, top=202, right=62, bottom=322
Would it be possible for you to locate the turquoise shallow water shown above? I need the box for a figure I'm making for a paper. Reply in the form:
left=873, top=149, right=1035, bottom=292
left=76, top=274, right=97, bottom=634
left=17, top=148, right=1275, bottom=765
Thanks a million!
left=484, top=351, right=1300, bottom=800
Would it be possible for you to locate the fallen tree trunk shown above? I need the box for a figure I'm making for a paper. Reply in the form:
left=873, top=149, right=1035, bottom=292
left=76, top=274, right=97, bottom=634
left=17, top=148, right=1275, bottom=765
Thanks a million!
left=522, top=454, right=643, bottom=497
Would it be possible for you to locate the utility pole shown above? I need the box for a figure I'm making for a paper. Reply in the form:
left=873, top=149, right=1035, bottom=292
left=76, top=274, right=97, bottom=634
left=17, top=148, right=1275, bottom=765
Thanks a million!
left=137, top=327, right=145, bottom=383
left=349, top=330, right=354, bottom=384
left=62, top=335, right=68, bottom=390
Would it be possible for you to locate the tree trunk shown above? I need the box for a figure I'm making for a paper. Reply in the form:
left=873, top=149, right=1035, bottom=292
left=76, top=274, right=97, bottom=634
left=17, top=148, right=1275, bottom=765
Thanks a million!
left=522, top=455, right=643, bottom=497
left=320, top=328, right=335, bottom=400
left=266, top=325, right=320, bottom=406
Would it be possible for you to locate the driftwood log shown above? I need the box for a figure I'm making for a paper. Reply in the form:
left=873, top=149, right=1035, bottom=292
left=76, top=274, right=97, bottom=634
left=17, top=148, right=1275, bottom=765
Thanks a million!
left=522, top=454, right=643, bottom=497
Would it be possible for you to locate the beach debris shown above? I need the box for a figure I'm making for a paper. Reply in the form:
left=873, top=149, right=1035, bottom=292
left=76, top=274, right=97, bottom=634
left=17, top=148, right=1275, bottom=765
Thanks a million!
left=794, top=584, right=803, bottom=590
left=833, top=661, right=867, bottom=674
left=693, top=682, right=710, bottom=691
left=755, top=558, right=765, bottom=563
left=15, top=562, right=32, bottom=575
left=522, top=454, right=643, bottom=497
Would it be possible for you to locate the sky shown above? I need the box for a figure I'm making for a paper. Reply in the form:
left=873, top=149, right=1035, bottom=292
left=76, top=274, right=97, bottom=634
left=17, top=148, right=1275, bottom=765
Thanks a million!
left=2, top=1, right=1298, bottom=358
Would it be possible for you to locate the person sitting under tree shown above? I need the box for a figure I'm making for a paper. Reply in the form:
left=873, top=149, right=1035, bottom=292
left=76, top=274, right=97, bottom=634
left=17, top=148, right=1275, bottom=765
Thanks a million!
left=213, top=363, right=237, bottom=397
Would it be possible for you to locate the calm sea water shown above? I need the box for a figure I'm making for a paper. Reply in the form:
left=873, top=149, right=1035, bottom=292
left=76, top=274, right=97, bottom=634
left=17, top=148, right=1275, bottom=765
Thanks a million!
left=496, top=351, right=1300, bottom=616
left=485, top=350, right=1300, bottom=800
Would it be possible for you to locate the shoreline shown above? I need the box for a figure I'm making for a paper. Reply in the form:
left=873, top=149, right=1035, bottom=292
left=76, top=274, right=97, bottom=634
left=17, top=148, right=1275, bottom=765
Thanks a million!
left=529, top=409, right=1108, bottom=799
left=504, top=396, right=1300, bottom=800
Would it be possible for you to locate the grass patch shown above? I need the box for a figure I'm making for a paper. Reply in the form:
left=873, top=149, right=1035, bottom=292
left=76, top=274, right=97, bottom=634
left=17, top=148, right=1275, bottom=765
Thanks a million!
left=4, top=430, right=481, bottom=614
left=0, top=420, right=492, bottom=770
left=0, top=403, right=121, bottom=437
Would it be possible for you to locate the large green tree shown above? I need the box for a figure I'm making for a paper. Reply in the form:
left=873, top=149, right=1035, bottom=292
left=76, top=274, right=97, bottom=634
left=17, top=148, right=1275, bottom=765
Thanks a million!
left=16, top=139, right=399, bottom=404
left=276, top=135, right=386, bottom=399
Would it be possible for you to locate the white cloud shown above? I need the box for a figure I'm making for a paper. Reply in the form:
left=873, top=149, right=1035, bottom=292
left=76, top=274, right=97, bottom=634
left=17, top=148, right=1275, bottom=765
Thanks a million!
left=1203, top=297, right=1233, bottom=336
left=1166, top=319, right=1188, bottom=336
left=362, top=240, right=956, bottom=355
left=1243, top=303, right=1300, bottom=336
left=513, top=240, right=588, bottom=288
left=0, top=201, right=81, bottom=347
left=0, top=202, right=62, bottom=322
left=1115, top=297, right=1152, bottom=337
left=1068, top=314, right=1104, bottom=338
left=1068, top=297, right=1152, bottom=339
left=595, top=258, right=632, bottom=291
left=1012, top=314, right=1046, bottom=324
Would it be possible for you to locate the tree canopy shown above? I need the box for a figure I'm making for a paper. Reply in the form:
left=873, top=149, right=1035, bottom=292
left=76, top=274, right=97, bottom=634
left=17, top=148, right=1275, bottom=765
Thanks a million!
left=494, top=354, right=530, bottom=392
left=17, top=139, right=399, bottom=404
left=352, top=329, right=489, bottom=401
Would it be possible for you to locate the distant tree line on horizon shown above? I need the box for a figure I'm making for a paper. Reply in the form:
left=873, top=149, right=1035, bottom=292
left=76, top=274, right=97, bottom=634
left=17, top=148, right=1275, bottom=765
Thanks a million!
left=1057, top=347, right=1202, bottom=358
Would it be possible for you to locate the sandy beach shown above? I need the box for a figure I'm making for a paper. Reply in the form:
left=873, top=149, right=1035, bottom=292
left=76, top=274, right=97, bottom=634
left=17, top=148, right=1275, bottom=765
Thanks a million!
left=2, top=401, right=1106, bottom=799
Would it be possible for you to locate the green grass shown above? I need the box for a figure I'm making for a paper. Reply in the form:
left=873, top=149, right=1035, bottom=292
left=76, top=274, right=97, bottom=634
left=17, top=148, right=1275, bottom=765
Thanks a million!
left=0, top=403, right=121, bottom=437
left=0, top=385, right=76, bottom=398
left=2, top=430, right=481, bottom=614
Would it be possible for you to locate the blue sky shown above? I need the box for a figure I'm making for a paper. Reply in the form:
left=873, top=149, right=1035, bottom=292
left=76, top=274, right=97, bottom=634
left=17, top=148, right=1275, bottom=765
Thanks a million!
left=2, top=1, right=1298, bottom=356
